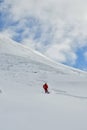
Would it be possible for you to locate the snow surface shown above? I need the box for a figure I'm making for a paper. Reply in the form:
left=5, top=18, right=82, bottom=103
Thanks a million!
left=0, top=34, right=87, bottom=130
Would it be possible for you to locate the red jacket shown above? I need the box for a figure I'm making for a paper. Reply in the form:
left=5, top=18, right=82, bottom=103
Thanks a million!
left=43, top=83, right=48, bottom=90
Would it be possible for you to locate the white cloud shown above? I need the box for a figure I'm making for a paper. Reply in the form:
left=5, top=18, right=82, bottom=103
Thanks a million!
left=4, top=0, right=87, bottom=23
left=1, top=0, right=87, bottom=65
left=45, top=39, right=77, bottom=65
left=0, top=29, right=15, bottom=38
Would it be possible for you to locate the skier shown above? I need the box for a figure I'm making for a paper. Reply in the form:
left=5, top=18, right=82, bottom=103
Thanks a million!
left=43, top=83, right=49, bottom=94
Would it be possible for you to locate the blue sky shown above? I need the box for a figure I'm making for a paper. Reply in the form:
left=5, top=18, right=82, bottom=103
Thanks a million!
left=74, top=47, right=87, bottom=70
left=0, top=0, right=87, bottom=71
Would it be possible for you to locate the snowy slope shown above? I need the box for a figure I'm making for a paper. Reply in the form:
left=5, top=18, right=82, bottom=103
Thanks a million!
left=0, top=34, right=87, bottom=130
left=0, top=34, right=86, bottom=75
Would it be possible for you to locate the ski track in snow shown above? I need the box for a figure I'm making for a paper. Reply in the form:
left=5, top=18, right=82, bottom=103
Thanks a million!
left=51, top=89, right=87, bottom=99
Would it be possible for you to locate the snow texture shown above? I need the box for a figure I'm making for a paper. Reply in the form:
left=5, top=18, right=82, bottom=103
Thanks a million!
left=0, top=34, right=87, bottom=130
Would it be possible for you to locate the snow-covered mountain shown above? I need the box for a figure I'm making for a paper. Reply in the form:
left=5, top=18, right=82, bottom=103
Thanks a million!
left=0, top=34, right=87, bottom=130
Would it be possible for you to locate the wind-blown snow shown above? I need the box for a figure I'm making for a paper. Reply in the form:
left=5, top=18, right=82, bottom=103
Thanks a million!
left=0, top=34, right=87, bottom=130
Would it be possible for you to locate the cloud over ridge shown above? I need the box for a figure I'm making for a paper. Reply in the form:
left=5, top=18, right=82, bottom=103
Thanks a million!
left=0, top=0, right=87, bottom=68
